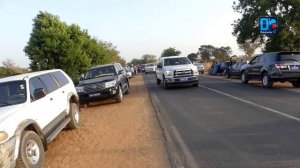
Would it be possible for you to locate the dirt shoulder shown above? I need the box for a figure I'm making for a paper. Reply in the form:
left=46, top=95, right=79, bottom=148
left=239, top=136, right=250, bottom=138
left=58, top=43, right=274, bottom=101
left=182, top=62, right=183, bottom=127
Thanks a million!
left=44, top=74, right=170, bottom=168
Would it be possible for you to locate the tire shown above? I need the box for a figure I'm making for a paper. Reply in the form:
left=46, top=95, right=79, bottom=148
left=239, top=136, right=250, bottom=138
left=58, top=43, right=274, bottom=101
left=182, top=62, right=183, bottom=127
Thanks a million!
left=241, top=71, right=249, bottom=84
left=262, top=73, right=273, bottom=88
left=156, top=78, right=161, bottom=85
left=124, top=81, right=130, bottom=94
left=162, top=76, right=169, bottom=89
left=292, top=81, right=300, bottom=88
left=192, top=83, right=199, bottom=87
left=67, top=103, right=80, bottom=129
left=116, top=86, right=123, bottom=103
left=225, top=70, right=231, bottom=78
left=16, top=131, right=44, bottom=168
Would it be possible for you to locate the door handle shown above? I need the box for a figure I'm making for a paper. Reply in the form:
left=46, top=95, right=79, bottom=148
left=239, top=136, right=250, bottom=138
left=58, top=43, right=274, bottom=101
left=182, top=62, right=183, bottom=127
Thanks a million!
left=62, top=91, right=65, bottom=93
left=50, top=98, right=53, bottom=101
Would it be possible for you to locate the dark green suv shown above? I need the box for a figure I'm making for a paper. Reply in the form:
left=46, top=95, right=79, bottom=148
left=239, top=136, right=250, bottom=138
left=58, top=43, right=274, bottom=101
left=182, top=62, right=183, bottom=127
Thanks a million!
left=240, top=51, right=300, bottom=88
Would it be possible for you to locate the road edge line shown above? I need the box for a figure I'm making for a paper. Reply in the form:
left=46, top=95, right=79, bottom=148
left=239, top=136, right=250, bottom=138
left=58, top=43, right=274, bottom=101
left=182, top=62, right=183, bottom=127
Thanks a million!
left=149, top=92, right=184, bottom=168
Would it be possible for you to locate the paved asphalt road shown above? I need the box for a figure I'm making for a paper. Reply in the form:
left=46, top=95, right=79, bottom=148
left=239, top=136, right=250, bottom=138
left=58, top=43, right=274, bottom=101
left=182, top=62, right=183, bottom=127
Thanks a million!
left=143, top=73, right=300, bottom=168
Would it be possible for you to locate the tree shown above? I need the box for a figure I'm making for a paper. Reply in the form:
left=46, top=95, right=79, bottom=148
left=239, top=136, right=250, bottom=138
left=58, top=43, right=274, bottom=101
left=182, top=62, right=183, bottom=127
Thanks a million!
left=213, top=46, right=232, bottom=61
left=187, top=53, right=198, bottom=62
left=232, top=0, right=300, bottom=52
left=141, top=54, right=157, bottom=63
left=24, top=11, right=126, bottom=81
left=198, top=45, right=215, bottom=61
left=161, top=47, right=181, bottom=57
left=239, top=40, right=261, bottom=60
left=0, top=59, right=29, bottom=78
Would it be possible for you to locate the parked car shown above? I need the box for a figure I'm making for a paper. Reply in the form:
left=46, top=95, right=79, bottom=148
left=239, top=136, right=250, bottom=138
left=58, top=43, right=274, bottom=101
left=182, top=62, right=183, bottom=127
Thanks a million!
left=240, top=51, right=300, bottom=88
left=0, top=69, right=80, bottom=168
left=193, top=63, right=204, bottom=74
left=224, top=61, right=247, bottom=78
left=156, top=56, right=199, bottom=89
left=144, top=63, right=156, bottom=73
left=76, top=63, right=130, bottom=106
left=125, top=67, right=133, bottom=78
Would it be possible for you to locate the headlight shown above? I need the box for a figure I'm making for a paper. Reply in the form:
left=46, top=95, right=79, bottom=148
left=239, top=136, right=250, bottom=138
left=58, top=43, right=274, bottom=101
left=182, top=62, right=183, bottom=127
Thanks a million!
left=0, top=132, right=8, bottom=143
left=104, top=80, right=117, bottom=88
left=193, top=69, right=199, bottom=75
left=75, top=87, right=85, bottom=93
left=165, top=70, right=172, bottom=76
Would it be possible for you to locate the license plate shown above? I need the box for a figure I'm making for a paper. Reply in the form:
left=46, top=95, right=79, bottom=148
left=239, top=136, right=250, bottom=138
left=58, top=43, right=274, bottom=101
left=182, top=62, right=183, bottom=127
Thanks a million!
left=89, top=93, right=101, bottom=97
left=180, top=77, right=189, bottom=81
left=290, top=65, right=299, bottom=70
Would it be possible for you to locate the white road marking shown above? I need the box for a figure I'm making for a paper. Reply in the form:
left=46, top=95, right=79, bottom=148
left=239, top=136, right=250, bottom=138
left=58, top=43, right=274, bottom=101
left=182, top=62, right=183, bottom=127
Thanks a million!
left=171, top=125, right=199, bottom=168
left=199, top=84, right=300, bottom=122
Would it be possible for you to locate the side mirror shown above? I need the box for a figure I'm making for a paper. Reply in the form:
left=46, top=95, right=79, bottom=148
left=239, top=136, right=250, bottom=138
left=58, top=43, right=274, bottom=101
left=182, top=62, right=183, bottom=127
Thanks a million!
left=33, top=88, right=46, bottom=100
left=118, top=70, right=124, bottom=74
left=79, top=74, right=84, bottom=81
left=157, top=64, right=162, bottom=68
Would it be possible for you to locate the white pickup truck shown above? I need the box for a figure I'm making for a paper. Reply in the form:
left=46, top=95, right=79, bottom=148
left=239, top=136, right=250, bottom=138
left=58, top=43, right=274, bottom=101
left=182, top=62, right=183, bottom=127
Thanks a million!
left=156, top=56, right=200, bottom=89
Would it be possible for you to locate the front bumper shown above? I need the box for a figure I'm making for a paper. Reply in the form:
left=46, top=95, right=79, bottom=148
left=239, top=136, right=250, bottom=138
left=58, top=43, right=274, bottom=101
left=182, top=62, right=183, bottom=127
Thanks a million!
left=0, top=137, right=16, bottom=168
left=165, top=76, right=199, bottom=84
left=78, top=87, right=119, bottom=104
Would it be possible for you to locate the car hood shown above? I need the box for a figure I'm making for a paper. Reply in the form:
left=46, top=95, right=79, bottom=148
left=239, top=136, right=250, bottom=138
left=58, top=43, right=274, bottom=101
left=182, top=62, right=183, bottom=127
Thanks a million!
left=0, top=104, right=24, bottom=123
left=164, top=64, right=196, bottom=71
left=78, top=76, right=117, bottom=86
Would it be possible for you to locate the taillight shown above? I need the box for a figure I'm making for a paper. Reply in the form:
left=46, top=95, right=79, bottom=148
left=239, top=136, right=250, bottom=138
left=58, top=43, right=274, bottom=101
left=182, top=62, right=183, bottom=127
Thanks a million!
left=275, top=64, right=288, bottom=69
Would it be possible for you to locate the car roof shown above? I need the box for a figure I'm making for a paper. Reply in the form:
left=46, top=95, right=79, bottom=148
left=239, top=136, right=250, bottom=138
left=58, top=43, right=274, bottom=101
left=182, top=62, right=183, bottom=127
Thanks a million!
left=0, top=69, right=62, bottom=83
left=88, top=63, right=117, bottom=70
left=160, top=56, right=187, bottom=59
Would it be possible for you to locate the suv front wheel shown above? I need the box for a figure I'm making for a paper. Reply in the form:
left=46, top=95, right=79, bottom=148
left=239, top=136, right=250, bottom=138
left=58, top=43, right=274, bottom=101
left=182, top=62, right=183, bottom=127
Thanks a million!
left=241, top=71, right=249, bottom=84
left=67, top=103, right=80, bottom=129
left=116, top=86, right=123, bottom=103
left=262, top=73, right=273, bottom=88
left=16, top=131, right=45, bottom=168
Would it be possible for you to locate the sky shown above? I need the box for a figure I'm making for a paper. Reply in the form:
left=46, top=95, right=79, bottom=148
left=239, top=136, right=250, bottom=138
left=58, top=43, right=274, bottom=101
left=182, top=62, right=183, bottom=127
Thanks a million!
left=0, top=0, right=243, bottom=68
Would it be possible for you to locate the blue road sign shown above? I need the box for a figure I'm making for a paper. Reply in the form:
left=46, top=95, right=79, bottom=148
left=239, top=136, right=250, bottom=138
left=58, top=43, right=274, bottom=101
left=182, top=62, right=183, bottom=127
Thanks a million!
left=259, top=17, right=278, bottom=35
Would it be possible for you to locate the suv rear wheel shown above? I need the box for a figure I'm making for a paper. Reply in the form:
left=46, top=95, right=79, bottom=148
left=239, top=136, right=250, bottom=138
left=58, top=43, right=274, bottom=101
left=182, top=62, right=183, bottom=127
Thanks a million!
left=156, top=78, right=161, bottom=85
left=67, top=103, right=80, bottom=129
left=241, top=71, right=249, bottom=84
left=16, top=131, right=44, bottom=168
left=262, top=73, right=273, bottom=88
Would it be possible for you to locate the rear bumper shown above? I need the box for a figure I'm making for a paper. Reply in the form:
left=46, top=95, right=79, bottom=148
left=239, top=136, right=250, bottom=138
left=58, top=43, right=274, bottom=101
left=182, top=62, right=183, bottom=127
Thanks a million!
left=270, top=70, right=300, bottom=81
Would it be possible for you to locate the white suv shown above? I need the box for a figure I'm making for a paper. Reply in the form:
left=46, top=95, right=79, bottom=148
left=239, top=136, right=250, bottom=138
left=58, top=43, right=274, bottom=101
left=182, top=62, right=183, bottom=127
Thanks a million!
left=156, top=56, right=199, bottom=89
left=0, top=69, right=80, bottom=168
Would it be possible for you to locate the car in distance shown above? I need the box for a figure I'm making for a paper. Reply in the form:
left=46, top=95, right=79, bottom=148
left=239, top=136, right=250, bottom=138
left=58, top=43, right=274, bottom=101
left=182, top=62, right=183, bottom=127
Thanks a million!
left=0, top=69, right=80, bottom=168
left=144, top=63, right=156, bottom=73
left=156, top=56, right=199, bottom=89
left=193, top=63, right=204, bottom=74
left=224, top=61, right=247, bottom=78
left=240, top=51, right=300, bottom=88
left=76, top=63, right=130, bottom=106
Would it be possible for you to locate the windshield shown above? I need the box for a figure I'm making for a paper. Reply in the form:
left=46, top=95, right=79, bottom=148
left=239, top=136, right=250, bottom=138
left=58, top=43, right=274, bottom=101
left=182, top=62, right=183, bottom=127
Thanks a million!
left=0, top=80, right=27, bottom=107
left=279, top=54, right=300, bottom=62
left=164, top=57, right=191, bottom=66
left=84, top=66, right=116, bottom=80
left=147, top=64, right=155, bottom=67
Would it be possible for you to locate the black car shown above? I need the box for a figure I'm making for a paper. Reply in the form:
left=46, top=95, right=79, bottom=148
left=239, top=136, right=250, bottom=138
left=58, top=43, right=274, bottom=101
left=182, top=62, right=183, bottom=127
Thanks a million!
left=224, top=61, right=247, bottom=78
left=240, top=51, right=300, bottom=88
left=76, top=63, right=130, bottom=106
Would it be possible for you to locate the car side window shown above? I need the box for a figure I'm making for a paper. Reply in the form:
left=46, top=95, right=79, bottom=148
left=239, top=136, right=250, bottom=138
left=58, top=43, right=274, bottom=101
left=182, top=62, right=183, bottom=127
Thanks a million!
left=258, top=55, right=266, bottom=64
left=39, top=74, right=59, bottom=93
left=250, top=56, right=260, bottom=64
left=29, top=77, right=47, bottom=102
left=52, top=71, right=69, bottom=87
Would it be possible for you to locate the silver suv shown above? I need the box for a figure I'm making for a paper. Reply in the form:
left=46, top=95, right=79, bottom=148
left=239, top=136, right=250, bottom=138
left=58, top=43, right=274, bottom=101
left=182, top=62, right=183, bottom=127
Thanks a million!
left=0, top=69, right=80, bottom=168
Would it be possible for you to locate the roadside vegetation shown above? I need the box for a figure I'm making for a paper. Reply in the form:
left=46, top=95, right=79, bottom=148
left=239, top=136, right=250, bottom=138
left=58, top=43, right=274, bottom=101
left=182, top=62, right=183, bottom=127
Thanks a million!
left=24, top=11, right=126, bottom=83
